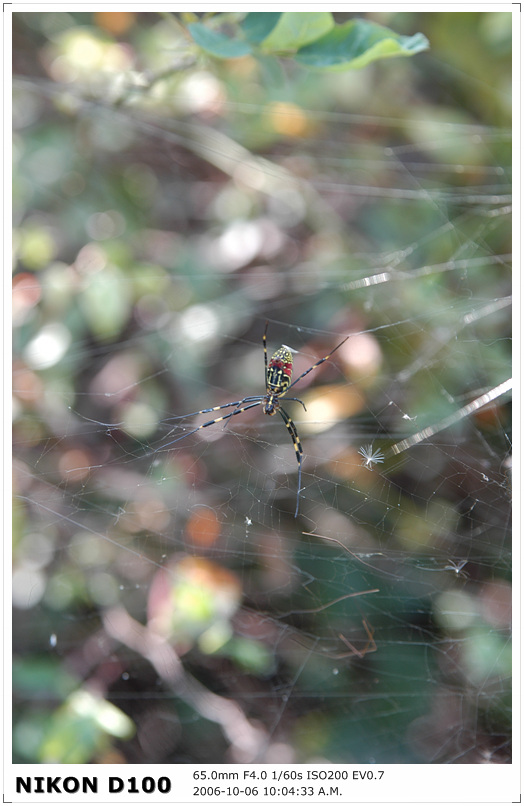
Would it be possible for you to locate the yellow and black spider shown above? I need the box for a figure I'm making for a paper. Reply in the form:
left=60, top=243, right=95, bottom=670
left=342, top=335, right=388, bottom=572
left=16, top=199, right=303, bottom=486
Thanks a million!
left=165, top=322, right=349, bottom=517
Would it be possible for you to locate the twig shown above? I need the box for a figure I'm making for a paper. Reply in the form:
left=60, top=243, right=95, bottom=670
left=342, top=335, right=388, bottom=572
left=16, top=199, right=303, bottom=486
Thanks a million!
left=103, top=605, right=267, bottom=762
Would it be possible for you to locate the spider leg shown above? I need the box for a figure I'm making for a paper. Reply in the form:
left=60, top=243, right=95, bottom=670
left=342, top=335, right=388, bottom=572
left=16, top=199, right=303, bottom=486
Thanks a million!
left=286, top=335, right=349, bottom=391
left=222, top=396, right=265, bottom=430
left=158, top=401, right=262, bottom=451
left=165, top=397, right=262, bottom=422
left=263, top=320, right=269, bottom=374
left=281, top=396, right=307, bottom=412
left=278, top=406, right=303, bottom=518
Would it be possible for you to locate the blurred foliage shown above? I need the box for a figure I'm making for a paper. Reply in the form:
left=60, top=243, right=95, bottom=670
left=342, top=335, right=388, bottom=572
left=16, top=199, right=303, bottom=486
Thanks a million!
left=187, top=12, right=429, bottom=69
left=13, top=660, right=135, bottom=763
left=12, top=11, right=511, bottom=764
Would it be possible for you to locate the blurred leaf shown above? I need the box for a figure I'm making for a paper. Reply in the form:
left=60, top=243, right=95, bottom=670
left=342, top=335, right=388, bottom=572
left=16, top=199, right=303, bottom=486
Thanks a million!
left=180, top=12, right=199, bottom=24
left=79, top=264, right=131, bottom=341
left=12, top=498, right=26, bottom=552
left=225, top=637, right=273, bottom=674
left=148, top=557, right=241, bottom=646
left=254, top=53, right=285, bottom=86
left=13, top=658, right=78, bottom=698
left=17, top=226, right=56, bottom=270
left=188, top=13, right=335, bottom=61
left=198, top=621, right=233, bottom=654
left=188, top=22, right=252, bottom=59
left=13, top=710, right=50, bottom=762
left=39, top=689, right=135, bottom=763
left=463, top=627, right=512, bottom=683
left=240, top=13, right=282, bottom=45
left=295, top=19, right=429, bottom=71
left=260, top=11, right=334, bottom=52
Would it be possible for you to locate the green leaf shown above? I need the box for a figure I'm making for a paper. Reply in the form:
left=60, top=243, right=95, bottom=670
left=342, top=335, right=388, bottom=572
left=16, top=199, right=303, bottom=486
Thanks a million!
left=295, top=19, right=429, bottom=71
left=188, top=22, right=252, bottom=59
left=240, top=13, right=282, bottom=44
left=261, top=11, right=334, bottom=52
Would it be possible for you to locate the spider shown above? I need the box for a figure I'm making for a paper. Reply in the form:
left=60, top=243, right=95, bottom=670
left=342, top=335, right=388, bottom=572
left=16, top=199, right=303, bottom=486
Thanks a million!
left=163, top=322, right=349, bottom=517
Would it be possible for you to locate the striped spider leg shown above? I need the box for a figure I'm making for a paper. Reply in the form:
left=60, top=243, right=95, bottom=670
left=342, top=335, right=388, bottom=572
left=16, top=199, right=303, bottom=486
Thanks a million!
left=159, top=397, right=264, bottom=446
left=162, top=322, right=349, bottom=517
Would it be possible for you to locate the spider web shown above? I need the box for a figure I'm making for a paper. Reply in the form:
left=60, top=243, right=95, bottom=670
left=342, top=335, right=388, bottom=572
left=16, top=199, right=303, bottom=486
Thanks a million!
left=11, top=8, right=513, bottom=785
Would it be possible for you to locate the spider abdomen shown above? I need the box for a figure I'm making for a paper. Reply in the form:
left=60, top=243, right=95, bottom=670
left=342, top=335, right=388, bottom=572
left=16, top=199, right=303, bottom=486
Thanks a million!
left=267, top=346, right=293, bottom=395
